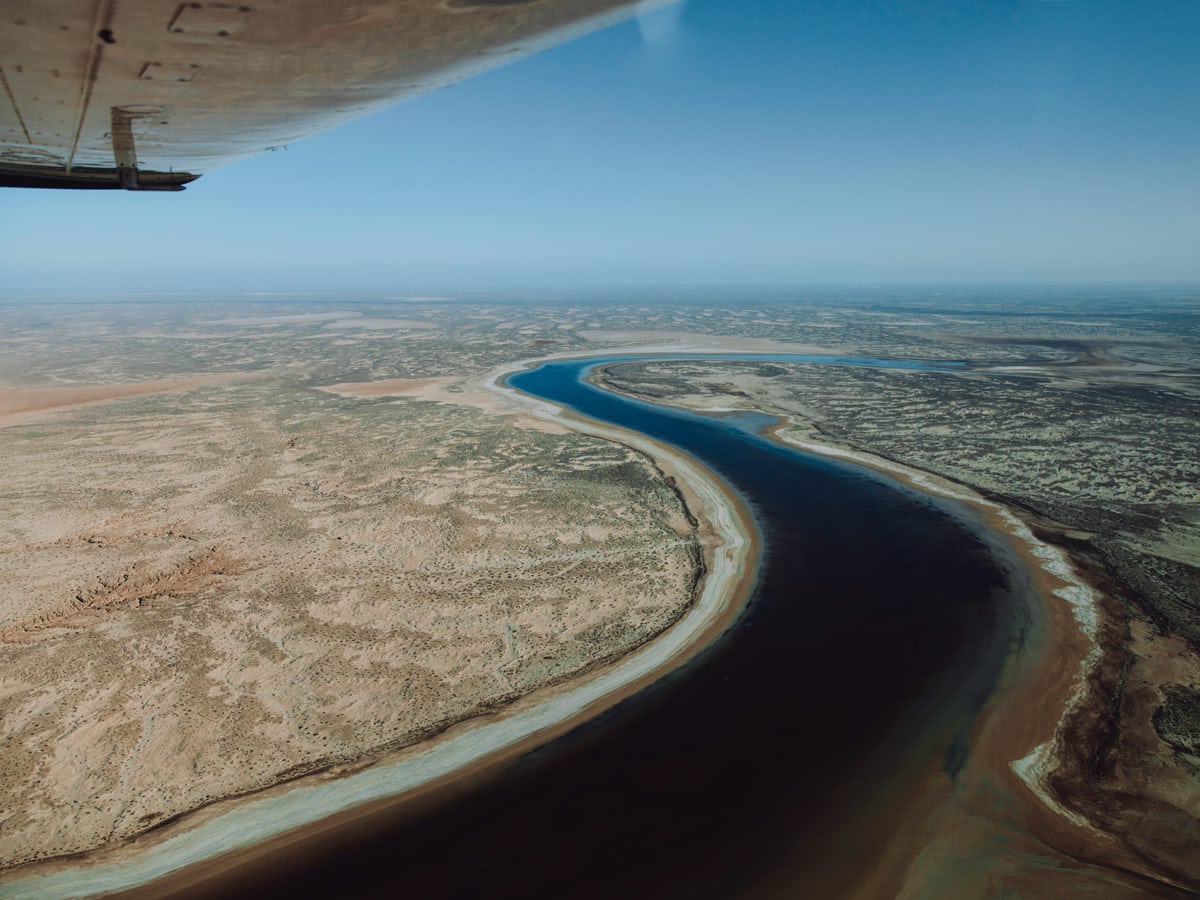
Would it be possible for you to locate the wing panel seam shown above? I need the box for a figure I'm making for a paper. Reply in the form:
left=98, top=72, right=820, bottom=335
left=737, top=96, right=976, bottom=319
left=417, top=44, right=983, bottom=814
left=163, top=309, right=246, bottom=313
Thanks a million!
left=0, top=66, right=32, bottom=143
left=67, top=0, right=118, bottom=172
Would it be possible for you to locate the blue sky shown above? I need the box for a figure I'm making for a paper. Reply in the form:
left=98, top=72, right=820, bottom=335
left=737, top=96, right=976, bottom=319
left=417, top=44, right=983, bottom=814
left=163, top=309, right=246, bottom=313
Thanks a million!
left=3, top=0, right=1199, bottom=292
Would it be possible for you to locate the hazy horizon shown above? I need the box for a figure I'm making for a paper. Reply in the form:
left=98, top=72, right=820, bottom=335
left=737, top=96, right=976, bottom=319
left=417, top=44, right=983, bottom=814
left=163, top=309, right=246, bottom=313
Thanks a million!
left=4, top=281, right=1198, bottom=312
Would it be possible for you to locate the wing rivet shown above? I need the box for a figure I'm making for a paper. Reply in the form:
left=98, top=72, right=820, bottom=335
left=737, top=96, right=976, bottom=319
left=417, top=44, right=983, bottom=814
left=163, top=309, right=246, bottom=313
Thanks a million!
left=168, top=3, right=250, bottom=36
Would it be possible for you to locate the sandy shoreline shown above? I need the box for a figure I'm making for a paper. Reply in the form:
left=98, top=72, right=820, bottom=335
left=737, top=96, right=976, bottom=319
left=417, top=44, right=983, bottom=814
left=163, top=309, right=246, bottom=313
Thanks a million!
left=0, top=351, right=757, bottom=898
left=753, top=421, right=1108, bottom=893
left=757, top=418, right=1186, bottom=896
left=763, top=425, right=1101, bottom=795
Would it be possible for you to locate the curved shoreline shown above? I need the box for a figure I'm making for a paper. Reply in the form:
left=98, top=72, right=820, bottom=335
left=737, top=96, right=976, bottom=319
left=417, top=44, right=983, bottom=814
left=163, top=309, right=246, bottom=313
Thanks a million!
left=762, top=424, right=1101, bottom=803
left=761, top=421, right=1186, bottom=894
left=0, top=352, right=757, bottom=898
left=758, top=421, right=1110, bottom=883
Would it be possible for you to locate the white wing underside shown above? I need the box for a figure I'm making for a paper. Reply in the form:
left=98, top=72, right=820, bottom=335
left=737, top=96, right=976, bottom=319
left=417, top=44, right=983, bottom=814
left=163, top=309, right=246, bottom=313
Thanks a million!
left=0, top=0, right=665, bottom=189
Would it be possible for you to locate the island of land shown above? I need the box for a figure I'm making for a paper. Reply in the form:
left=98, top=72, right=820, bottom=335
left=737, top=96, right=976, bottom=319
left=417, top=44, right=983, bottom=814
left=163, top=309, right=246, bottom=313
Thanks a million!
left=0, top=286, right=1196, bottom=896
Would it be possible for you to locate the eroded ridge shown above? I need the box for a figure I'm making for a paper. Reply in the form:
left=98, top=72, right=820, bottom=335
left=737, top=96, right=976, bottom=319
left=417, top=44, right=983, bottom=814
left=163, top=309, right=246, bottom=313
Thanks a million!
left=2, top=546, right=244, bottom=644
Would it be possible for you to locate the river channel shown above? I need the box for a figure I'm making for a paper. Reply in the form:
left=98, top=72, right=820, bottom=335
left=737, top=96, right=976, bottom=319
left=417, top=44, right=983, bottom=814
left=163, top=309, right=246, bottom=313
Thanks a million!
left=170, top=354, right=1033, bottom=898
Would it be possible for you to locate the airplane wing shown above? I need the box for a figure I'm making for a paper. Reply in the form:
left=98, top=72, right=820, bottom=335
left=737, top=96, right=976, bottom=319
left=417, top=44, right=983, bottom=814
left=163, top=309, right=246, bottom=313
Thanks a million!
left=0, top=0, right=663, bottom=190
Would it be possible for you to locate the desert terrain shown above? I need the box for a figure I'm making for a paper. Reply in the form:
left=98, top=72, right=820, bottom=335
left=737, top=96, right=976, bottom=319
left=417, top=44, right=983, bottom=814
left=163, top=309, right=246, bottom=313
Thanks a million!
left=1, top=286, right=1196, bottom=894
left=0, top=298, right=706, bottom=870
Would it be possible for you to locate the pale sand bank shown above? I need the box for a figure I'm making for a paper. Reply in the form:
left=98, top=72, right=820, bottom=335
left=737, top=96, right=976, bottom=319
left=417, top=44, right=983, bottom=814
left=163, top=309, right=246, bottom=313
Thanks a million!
left=0, top=353, right=757, bottom=898
left=316, top=376, right=454, bottom=398
left=767, top=425, right=1100, bottom=797
left=0, top=375, right=244, bottom=428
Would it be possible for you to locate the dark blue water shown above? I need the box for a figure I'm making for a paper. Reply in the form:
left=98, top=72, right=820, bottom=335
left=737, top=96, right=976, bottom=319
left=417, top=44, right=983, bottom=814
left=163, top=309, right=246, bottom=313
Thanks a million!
left=191, top=356, right=1029, bottom=900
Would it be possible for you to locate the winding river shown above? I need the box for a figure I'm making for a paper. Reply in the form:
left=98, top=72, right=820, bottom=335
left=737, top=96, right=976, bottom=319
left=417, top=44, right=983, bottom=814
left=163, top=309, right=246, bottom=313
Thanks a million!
left=2, top=354, right=1038, bottom=899
left=193, top=354, right=1033, bottom=899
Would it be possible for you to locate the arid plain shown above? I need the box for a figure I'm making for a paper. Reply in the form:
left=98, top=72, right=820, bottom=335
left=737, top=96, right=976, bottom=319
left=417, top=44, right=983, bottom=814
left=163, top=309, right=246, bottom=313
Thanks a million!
left=1, top=288, right=1197, bottom=895
left=0, top=298, right=705, bottom=869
